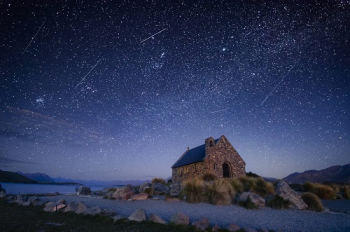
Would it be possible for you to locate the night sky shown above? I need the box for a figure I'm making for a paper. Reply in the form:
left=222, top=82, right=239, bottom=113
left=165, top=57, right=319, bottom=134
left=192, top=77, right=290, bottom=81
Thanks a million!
left=1, top=0, right=349, bottom=181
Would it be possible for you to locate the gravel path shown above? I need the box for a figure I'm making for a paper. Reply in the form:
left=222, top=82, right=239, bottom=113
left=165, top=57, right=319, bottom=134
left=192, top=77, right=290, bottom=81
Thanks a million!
left=39, top=195, right=350, bottom=232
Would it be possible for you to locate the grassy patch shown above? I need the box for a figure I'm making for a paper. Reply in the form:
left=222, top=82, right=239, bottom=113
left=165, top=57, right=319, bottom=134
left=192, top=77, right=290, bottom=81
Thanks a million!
left=151, top=178, right=166, bottom=185
left=238, top=196, right=256, bottom=210
left=0, top=199, right=201, bottom=232
left=304, top=182, right=336, bottom=199
left=182, top=177, right=203, bottom=203
left=229, top=178, right=244, bottom=193
left=302, top=192, right=323, bottom=212
left=267, top=195, right=290, bottom=209
left=253, top=178, right=275, bottom=197
left=203, top=179, right=234, bottom=205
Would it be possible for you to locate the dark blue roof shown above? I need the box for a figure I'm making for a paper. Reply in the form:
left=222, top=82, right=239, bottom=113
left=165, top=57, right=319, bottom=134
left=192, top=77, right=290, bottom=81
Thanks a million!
left=172, top=138, right=219, bottom=168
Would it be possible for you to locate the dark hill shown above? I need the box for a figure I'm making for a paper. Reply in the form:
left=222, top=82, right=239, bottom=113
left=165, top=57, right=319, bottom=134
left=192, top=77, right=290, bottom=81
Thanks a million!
left=0, top=170, right=37, bottom=183
left=18, top=172, right=55, bottom=183
left=283, top=163, right=350, bottom=184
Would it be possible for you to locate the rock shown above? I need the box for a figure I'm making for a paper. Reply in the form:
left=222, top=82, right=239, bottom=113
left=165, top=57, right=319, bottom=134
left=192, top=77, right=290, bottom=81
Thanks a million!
left=0, top=184, right=6, bottom=193
left=0, top=191, right=6, bottom=198
left=112, top=215, right=126, bottom=221
left=132, top=193, right=149, bottom=200
left=43, top=202, right=66, bottom=212
left=112, top=186, right=134, bottom=200
left=102, top=208, right=115, bottom=216
left=83, top=206, right=102, bottom=215
left=152, top=183, right=167, bottom=193
left=28, top=196, right=39, bottom=204
left=34, top=201, right=45, bottom=206
left=139, top=182, right=151, bottom=193
left=212, top=224, right=221, bottom=231
left=56, top=199, right=66, bottom=204
left=15, top=194, right=23, bottom=204
left=64, top=201, right=89, bottom=214
left=128, top=209, right=146, bottom=222
left=227, top=224, right=241, bottom=232
left=192, top=217, right=210, bottom=230
left=77, top=186, right=91, bottom=195
left=238, top=192, right=265, bottom=208
left=170, top=212, right=189, bottom=225
left=149, top=213, right=167, bottom=224
left=169, top=183, right=181, bottom=197
left=106, top=191, right=114, bottom=199
left=275, top=180, right=308, bottom=210
left=22, top=201, right=31, bottom=206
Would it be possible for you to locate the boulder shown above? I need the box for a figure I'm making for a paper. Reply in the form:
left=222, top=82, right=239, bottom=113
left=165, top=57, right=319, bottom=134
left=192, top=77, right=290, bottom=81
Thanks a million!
left=15, top=194, right=23, bottom=204
left=149, top=213, right=167, bottom=224
left=83, top=206, right=102, bottom=215
left=275, top=181, right=308, bottom=210
left=192, top=217, right=210, bottom=231
left=112, top=186, right=134, bottom=200
left=6, top=195, right=14, bottom=201
left=112, top=215, right=126, bottom=221
left=132, top=193, right=149, bottom=200
left=170, top=212, right=189, bottom=225
left=169, top=183, right=181, bottom=197
left=43, top=202, right=66, bottom=212
left=56, top=199, right=66, bottom=204
left=22, top=201, right=31, bottom=206
left=64, top=201, right=85, bottom=213
left=0, top=191, right=6, bottom=198
left=77, top=186, right=91, bottom=195
left=139, top=182, right=151, bottom=193
left=128, top=209, right=146, bottom=222
left=152, top=183, right=167, bottom=193
left=238, top=192, right=265, bottom=208
left=28, top=196, right=39, bottom=204
left=227, top=224, right=241, bottom=232
left=212, top=224, right=221, bottom=231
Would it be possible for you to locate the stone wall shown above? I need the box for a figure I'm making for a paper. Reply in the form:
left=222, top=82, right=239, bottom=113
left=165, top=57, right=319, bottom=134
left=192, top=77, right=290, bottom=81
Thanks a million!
left=172, top=135, right=246, bottom=183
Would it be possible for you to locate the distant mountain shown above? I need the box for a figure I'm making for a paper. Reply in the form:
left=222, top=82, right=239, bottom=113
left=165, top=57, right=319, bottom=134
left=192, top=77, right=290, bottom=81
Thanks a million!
left=283, top=163, right=350, bottom=184
left=53, top=177, right=148, bottom=187
left=0, top=170, right=37, bottom=183
left=17, top=172, right=55, bottom=183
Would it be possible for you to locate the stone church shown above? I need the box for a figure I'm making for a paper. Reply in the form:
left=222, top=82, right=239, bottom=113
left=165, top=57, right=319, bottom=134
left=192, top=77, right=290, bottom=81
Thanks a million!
left=171, top=135, right=246, bottom=183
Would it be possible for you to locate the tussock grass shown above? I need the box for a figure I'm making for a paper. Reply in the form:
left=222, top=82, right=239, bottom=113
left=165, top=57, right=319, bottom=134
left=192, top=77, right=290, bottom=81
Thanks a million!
left=203, top=179, right=234, bottom=205
left=302, top=192, right=323, bottom=212
left=267, top=195, right=290, bottom=209
left=238, top=196, right=256, bottom=210
left=143, top=187, right=154, bottom=196
left=182, top=177, right=203, bottom=203
left=229, top=178, right=244, bottom=193
left=202, top=173, right=218, bottom=181
left=253, top=178, right=275, bottom=197
left=304, top=182, right=336, bottom=199
left=343, top=186, right=350, bottom=199
left=238, top=176, right=256, bottom=192
left=151, top=178, right=166, bottom=185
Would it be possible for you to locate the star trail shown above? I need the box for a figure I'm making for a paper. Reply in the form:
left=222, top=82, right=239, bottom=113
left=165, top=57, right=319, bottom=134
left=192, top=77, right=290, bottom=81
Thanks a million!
left=0, top=0, right=349, bottom=181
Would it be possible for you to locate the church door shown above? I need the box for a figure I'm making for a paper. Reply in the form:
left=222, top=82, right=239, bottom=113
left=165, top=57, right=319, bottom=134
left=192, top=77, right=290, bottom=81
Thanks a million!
left=223, top=163, right=230, bottom=178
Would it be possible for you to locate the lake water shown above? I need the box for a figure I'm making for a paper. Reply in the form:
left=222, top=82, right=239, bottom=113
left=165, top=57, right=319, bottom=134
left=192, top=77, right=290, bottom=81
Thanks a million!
left=0, top=182, right=106, bottom=195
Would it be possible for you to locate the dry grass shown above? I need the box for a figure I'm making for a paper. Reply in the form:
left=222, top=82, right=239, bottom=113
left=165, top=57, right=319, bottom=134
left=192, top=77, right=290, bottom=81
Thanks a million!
left=238, top=176, right=256, bottom=192
left=143, top=187, right=154, bottom=196
left=202, top=173, right=218, bottom=181
left=182, top=177, right=203, bottom=203
left=267, top=195, right=290, bottom=209
left=302, top=192, right=323, bottom=212
left=229, top=178, right=244, bottom=193
left=151, top=178, right=166, bottom=185
left=343, top=186, right=350, bottom=199
left=253, top=178, right=275, bottom=197
left=304, top=182, right=336, bottom=199
left=203, top=179, right=234, bottom=205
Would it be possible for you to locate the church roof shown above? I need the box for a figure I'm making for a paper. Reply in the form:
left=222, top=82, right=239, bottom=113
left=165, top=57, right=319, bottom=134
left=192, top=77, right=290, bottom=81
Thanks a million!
left=171, top=138, right=220, bottom=168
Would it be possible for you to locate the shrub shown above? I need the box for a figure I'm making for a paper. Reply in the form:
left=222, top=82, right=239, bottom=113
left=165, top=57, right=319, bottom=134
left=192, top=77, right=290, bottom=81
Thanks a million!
left=202, top=173, right=218, bottom=181
left=182, top=177, right=203, bottom=203
left=151, top=178, right=166, bottom=185
left=246, top=172, right=260, bottom=178
left=229, top=178, right=244, bottom=193
left=143, top=187, right=154, bottom=196
left=267, top=195, right=290, bottom=209
left=238, top=196, right=256, bottom=209
left=239, top=176, right=256, bottom=192
left=303, top=182, right=336, bottom=199
left=167, top=179, right=172, bottom=184
left=302, top=192, right=323, bottom=212
left=252, top=178, right=275, bottom=197
left=203, top=179, right=234, bottom=205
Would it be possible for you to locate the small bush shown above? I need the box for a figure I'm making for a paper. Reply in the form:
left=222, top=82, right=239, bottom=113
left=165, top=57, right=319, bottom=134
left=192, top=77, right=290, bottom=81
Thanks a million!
left=252, top=178, right=275, bottom=197
left=202, top=173, right=218, bottom=181
left=229, top=178, right=244, bottom=193
left=302, top=192, right=323, bottom=212
left=238, top=196, right=256, bottom=209
left=182, top=177, right=203, bottom=203
left=143, top=187, right=154, bottom=196
left=246, top=172, right=260, bottom=178
left=151, top=178, right=166, bottom=185
left=303, top=182, right=336, bottom=199
left=239, top=176, right=256, bottom=192
left=267, top=195, right=290, bottom=209
left=203, top=179, right=234, bottom=205
left=167, top=179, right=172, bottom=184
left=342, top=186, right=350, bottom=199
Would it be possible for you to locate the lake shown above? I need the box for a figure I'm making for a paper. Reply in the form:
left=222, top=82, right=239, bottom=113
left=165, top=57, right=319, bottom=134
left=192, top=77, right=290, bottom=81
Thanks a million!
left=0, top=182, right=106, bottom=195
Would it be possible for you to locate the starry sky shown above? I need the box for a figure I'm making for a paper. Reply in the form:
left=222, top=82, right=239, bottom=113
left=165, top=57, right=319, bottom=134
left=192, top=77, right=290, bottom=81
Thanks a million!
left=0, top=0, right=349, bottom=181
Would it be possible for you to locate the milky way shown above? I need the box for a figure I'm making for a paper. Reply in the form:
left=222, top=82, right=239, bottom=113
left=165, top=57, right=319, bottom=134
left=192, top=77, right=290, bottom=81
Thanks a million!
left=0, top=0, right=349, bottom=181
